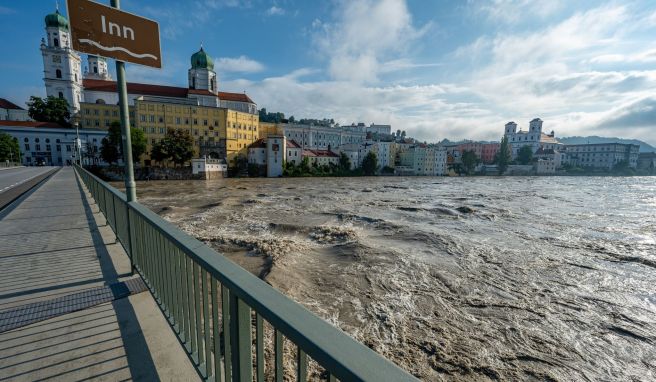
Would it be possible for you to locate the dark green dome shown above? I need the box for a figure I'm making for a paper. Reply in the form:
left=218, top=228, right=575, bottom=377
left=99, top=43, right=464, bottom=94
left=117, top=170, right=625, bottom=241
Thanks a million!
left=45, top=10, right=69, bottom=30
left=191, top=47, right=214, bottom=70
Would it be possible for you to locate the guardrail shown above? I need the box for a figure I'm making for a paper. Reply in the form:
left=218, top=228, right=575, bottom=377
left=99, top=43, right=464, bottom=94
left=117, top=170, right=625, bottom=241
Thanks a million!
left=74, top=165, right=417, bottom=382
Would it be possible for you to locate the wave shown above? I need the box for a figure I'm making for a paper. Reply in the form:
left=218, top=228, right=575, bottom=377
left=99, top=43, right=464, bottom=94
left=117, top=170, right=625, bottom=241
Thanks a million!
left=78, top=39, right=158, bottom=60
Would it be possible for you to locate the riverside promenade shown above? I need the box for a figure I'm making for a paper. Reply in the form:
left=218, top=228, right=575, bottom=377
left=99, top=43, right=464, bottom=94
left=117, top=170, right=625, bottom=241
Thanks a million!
left=0, top=168, right=198, bottom=381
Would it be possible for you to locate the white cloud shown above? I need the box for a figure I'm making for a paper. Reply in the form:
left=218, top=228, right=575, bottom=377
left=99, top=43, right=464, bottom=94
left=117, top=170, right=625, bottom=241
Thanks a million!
left=472, top=0, right=564, bottom=24
left=216, top=56, right=265, bottom=73
left=312, top=0, right=429, bottom=83
left=266, top=6, right=285, bottom=16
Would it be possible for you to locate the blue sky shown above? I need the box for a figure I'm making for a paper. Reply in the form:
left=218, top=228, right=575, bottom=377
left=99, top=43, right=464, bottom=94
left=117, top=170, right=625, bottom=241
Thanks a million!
left=1, top=0, right=655, bottom=144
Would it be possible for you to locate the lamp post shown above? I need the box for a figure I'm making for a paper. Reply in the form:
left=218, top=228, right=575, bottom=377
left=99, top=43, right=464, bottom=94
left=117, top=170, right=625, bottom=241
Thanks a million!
left=75, top=122, right=82, bottom=166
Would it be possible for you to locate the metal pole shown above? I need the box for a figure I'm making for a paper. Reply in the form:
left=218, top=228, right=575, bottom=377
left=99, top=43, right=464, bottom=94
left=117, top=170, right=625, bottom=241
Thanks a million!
left=111, top=0, right=137, bottom=202
left=75, top=123, right=81, bottom=166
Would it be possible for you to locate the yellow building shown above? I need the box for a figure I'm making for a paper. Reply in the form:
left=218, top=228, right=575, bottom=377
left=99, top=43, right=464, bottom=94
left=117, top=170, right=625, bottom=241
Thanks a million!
left=258, top=121, right=283, bottom=139
left=79, top=97, right=259, bottom=166
left=75, top=46, right=259, bottom=167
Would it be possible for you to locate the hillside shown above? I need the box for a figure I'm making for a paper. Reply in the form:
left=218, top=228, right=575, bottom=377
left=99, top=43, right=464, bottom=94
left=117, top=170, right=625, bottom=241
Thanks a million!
left=558, top=136, right=655, bottom=152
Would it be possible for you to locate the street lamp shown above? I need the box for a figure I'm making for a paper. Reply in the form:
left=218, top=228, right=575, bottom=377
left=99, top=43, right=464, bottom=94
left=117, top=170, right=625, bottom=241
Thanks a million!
left=74, top=122, right=82, bottom=166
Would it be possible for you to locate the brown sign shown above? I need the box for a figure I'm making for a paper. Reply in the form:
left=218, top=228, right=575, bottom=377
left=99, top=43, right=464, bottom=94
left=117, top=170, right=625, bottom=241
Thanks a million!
left=66, top=0, right=161, bottom=68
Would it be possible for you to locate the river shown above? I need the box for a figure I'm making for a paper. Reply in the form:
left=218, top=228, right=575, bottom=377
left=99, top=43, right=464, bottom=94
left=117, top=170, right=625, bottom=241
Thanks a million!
left=131, top=175, right=656, bottom=381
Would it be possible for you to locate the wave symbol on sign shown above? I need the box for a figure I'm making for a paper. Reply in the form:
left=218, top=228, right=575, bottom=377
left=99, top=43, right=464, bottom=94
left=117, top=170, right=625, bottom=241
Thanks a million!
left=78, top=39, right=158, bottom=60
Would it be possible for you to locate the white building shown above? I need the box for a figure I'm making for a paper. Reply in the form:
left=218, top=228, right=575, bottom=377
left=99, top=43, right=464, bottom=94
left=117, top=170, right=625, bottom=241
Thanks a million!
left=286, top=140, right=302, bottom=165
left=504, top=118, right=562, bottom=159
left=282, top=124, right=366, bottom=150
left=41, top=9, right=83, bottom=113
left=564, top=143, right=639, bottom=169
left=367, top=124, right=392, bottom=135
left=337, top=143, right=360, bottom=169
left=266, top=135, right=286, bottom=177
left=0, top=99, right=31, bottom=121
left=303, top=149, right=339, bottom=167
left=192, top=157, right=227, bottom=179
left=0, top=121, right=107, bottom=166
left=248, top=139, right=267, bottom=166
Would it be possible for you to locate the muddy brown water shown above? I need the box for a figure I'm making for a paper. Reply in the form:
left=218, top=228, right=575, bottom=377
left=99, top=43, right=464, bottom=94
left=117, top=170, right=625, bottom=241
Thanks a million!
left=121, top=176, right=656, bottom=381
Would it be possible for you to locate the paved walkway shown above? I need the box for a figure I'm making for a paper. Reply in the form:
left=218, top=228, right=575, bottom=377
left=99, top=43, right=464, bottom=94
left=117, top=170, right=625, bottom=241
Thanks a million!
left=0, top=167, right=199, bottom=381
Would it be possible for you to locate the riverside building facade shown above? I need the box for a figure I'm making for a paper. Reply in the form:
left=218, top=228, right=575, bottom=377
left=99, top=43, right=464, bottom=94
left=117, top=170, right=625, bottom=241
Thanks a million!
left=504, top=118, right=562, bottom=159
left=564, top=143, right=639, bottom=169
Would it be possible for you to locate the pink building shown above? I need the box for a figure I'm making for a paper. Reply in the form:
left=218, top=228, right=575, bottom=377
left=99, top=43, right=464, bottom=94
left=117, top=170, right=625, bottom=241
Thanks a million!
left=456, top=142, right=483, bottom=159
left=481, top=143, right=500, bottom=164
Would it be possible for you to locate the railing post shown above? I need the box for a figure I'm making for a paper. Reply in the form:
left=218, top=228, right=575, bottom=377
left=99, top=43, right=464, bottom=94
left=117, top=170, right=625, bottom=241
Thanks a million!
left=229, top=291, right=252, bottom=382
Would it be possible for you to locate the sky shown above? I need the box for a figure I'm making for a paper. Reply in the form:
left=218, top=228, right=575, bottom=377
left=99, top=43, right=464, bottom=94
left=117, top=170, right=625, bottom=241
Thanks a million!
left=1, top=0, right=655, bottom=144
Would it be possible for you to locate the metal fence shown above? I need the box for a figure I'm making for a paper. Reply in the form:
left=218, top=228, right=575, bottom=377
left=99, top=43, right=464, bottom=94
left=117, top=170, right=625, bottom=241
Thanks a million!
left=74, top=165, right=417, bottom=382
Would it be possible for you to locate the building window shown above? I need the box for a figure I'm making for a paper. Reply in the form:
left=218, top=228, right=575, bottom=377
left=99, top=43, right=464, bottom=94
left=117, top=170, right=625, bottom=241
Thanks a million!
left=54, top=38, right=59, bottom=47
left=66, top=145, right=71, bottom=152
left=176, top=117, right=181, bottom=125
left=24, top=144, right=29, bottom=150
left=149, top=115, right=155, bottom=123
left=159, top=117, right=164, bottom=123
left=56, top=69, right=62, bottom=78
left=46, top=145, right=51, bottom=151
left=35, top=144, right=41, bottom=151
left=56, top=145, right=61, bottom=152
left=58, top=92, right=64, bottom=99
left=140, top=115, right=146, bottom=122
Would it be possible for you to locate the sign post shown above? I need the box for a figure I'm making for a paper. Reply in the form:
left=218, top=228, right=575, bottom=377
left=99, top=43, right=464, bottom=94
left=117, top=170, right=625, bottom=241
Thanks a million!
left=67, top=0, right=162, bottom=273
left=66, top=0, right=162, bottom=202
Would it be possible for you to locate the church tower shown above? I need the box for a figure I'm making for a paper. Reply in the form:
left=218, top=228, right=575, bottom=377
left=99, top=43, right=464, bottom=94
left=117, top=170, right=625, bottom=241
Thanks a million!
left=40, top=8, right=83, bottom=114
left=188, top=46, right=218, bottom=94
left=529, top=118, right=543, bottom=134
left=85, top=55, right=111, bottom=81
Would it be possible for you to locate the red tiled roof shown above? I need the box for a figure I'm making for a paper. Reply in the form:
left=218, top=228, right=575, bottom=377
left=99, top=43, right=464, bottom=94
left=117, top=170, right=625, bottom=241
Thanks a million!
left=0, top=120, right=64, bottom=128
left=0, top=98, right=23, bottom=110
left=303, top=149, right=338, bottom=158
left=287, top=140, right=301, bottom=148
left=248, top=138, right=266, bottom=149
left=218, top=92, right=254, bottom=103
left=83, top=79, right=254, bottom=104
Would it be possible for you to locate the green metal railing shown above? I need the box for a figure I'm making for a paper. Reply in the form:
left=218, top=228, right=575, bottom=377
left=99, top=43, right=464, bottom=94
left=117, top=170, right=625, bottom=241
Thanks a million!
left=74, top=165, right=417, bottom=382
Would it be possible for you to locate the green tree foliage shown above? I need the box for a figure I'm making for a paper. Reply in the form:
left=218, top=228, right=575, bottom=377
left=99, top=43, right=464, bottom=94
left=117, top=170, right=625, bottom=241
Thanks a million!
left=231, top=153, right=249, bottom=175
left=495, top=136, right=511, bottom=175
left=258, top=108, right=285, bottom=123
left=517, top=145, right=534, bottom=165
left=100, top=122, right=121, bottom=165
left=26, top=96, right=71, bottom=127
left=151, top=128, right=194, bottom=167
left=130, top=128, right=147, bottom=163
left=0, top=132, right=20, bottom=162
left=339, top=152, right=351, bottom=171
left=361, top=151, right=379, bottom=176
left=100, top=121, right=147, bottom=164
left=461, top=150, right=480, bottom=175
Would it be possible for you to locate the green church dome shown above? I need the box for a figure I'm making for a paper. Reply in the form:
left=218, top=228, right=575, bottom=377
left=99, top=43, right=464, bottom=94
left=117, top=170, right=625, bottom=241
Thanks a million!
left=191, top=47, right=214, bottom=70
left=45, top=10, right=69, bottom=30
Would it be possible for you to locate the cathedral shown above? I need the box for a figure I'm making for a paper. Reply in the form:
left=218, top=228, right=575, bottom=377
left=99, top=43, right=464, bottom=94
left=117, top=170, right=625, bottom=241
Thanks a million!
left=40, top=8, right=257, bottom=116
left=39, top=7, right=259, bottom=164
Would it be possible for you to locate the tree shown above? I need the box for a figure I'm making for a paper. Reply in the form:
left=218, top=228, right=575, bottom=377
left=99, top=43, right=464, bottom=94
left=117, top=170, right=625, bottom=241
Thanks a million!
left=27, top=96, right=71, bottom=127
left=130, top=128, right=147, bottom=163
left=231, top=154, right=249, bottom=174
left=495, top=135, right=511, bottom=175
left=361, top=151, right=379, bottom=176
left=100, top=136, right=120, bottom=164
left=100, top=121, right=147, bottom=164
left=339, top=152, right=351, bottom=171
left=461, top=150, right=480, bottom=175
left=151, top=129, right=194, bottom=167
left=0, top=132, right=20, bottom=162
left=100, top=122, right=121, bottom=164
left=517, top=145, right=534, bottom=165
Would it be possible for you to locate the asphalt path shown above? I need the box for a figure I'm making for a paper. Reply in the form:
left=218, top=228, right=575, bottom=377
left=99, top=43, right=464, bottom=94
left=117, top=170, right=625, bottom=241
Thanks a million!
left=0, top=167, right=57, bottom=193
